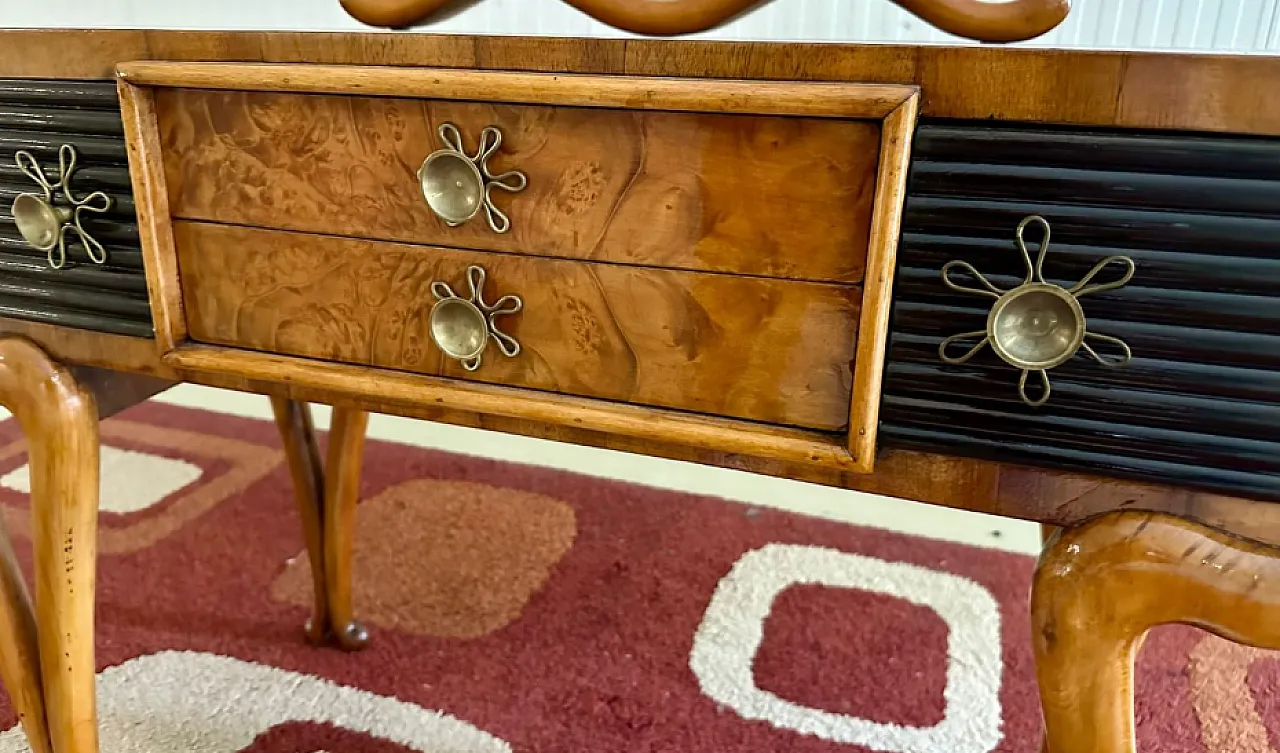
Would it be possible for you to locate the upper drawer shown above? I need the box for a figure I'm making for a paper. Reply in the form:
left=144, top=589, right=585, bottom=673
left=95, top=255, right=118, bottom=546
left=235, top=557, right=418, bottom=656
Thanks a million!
left=153, top=85, right=884, bottom=283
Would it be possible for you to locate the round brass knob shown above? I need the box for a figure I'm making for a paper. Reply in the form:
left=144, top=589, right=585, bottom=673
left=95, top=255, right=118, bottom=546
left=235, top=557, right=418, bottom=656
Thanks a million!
left=418, top=123, right=527, bottom=234
left=420, top=149, right=485, bottom=226
left=11, top=144, right=113, bottom=269
left=939, top=215, right=1135, bottom=407
left=987, top=283, right=1084, bottom=371
left=429, top=265, right=522, bottom=371
left=12, top=193, right=73, bottom=251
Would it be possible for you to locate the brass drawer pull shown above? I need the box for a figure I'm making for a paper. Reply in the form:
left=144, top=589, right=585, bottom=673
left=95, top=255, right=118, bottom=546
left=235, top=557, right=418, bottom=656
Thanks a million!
left=418, top=123, right=527, bottom=234
left=429, top=265, right=522, bottom=371
left=939, top=215, right=1135, bottom=407
left=11, top=144, right=113, bottom=270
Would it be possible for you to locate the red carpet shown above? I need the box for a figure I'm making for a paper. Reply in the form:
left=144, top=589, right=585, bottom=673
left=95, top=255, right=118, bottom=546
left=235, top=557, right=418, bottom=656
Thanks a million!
left=0, top=401, right=1269, bottom=752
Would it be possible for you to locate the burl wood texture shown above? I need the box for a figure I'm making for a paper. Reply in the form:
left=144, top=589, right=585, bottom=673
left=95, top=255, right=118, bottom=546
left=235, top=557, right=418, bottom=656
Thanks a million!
left=176, top=222, right=860, bottom=431
left=1034, top=512, right=1280, bottom=753
left=155, top=88, right=881, bottom=284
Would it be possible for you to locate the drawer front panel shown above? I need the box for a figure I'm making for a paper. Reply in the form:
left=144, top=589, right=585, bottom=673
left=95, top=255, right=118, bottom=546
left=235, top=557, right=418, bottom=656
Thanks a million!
left=176, top=221, right=861, bottom=431
left=882, top=121, right=1280, bottom=500
left=0, top=79, right=153, bottom=337
left=156, top=88, right=881, bottom=284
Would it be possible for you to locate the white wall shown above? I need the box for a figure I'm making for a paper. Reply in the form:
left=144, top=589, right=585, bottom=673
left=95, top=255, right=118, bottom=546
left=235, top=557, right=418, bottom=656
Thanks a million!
left=4, top=0, right=1279, bottom=52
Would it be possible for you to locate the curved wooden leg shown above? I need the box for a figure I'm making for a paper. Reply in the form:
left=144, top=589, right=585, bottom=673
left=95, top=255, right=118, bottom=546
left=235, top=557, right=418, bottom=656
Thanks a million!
left=1033, top=511, right=1280, bottom=753
left=270, top=398, right=329, bottom=645
left=323, top=407, right=369, bottom=650
left=272, top=400, right=368, bottom=650
left=0, top=338, right=99, bottom=753
left=0, top=515, right=51, bottom=753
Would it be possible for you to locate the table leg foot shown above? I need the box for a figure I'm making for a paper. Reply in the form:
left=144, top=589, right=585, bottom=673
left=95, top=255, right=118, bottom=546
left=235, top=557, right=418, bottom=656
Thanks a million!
left=1033, top=511, right=1280, bottom=753
left=273, top=399, right=369, bottom=651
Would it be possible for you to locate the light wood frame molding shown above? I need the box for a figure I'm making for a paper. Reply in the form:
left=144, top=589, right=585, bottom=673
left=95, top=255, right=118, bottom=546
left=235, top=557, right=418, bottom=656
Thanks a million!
left=167, top=344, right=862, bottom=471
left=849, top=92, right=919, bottom=468
left=117, top=79, right=186, bottom=353
left=117, top=60, right=918, bottom=473
left=116, top=61, right=917, bottom=119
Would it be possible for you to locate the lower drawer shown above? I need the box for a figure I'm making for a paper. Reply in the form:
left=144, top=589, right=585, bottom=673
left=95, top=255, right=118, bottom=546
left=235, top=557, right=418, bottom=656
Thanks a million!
left=174, top=222, right=861, bottom=431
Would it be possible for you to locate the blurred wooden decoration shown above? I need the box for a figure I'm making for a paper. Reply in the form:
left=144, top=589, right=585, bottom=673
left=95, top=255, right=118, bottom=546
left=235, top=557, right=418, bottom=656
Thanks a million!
left=339, top=0, right=1071, bottom=42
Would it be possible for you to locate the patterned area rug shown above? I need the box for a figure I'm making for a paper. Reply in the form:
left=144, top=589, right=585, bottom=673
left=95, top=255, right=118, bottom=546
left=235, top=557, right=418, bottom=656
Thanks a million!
left=0, top=401, right=1270, bottom=752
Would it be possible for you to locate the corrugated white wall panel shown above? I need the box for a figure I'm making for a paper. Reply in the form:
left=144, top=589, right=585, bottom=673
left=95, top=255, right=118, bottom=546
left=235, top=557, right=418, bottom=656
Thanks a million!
left=3, top=0, right=1279, bottom=52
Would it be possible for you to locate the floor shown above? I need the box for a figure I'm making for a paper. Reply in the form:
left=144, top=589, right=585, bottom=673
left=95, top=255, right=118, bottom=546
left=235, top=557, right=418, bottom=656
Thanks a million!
left=147, top=384, right=1042, bottom=556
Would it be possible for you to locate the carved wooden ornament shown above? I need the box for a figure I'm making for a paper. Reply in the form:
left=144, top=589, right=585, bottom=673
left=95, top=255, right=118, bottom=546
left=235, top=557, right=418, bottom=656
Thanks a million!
left=340, top=0, right=1072, bottom=43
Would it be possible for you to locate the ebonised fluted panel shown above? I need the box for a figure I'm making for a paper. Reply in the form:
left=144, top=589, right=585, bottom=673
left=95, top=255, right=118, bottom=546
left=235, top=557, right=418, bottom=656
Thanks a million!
left=0, top=79, right=151, bottom=337
left=882, top=121, right=1280, bottom=501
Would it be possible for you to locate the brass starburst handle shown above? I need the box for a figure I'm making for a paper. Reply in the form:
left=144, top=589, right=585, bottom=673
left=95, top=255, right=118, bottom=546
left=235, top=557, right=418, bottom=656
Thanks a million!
left=11, top=144, right=113, bottom=270
left=418, top=123, right=527, bottom=234
left=938, top=215, right=1135, bottom=407
left=429, top=265, right=522, bottom=371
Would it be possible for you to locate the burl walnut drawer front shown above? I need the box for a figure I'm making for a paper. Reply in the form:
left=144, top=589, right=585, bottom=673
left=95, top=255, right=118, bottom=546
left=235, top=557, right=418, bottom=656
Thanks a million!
left=118, top=62, right=920, bottom=472
left=175, top=222, right=860, bottom=431
left=155, top=89, right=880, bottom=283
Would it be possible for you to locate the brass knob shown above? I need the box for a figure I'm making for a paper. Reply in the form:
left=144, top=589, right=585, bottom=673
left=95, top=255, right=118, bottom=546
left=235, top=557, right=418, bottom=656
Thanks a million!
left=11, top=144, right=113, bottom=270
left=418, top=123, right=527, bottom=234
left=429, top=265, right=521, bottom=371
left=938, top=215, right=1135, bottom=407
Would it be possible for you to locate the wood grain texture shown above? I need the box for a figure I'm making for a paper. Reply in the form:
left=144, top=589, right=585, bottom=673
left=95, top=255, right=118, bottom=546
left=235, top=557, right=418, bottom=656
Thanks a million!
left=0, top=30, right=149, bottom=79
left=121, top=62, right=917, bottom=120
left=0, top=318, right=172, bottom=379
left=117, top=80, right=185, bottom=352
left=166, top=344, right=862, bottom=470
left=339, top=0, right=1070, bottom=43
left=0, top=32, right=1278, bottom=135
left=175, top=222, right=862, bottom=432
left=271, top=398, right=370, bottom=650
left=1034, top=512, right=1280, bottom=753
left=847, top=94, right=918, bottom=470
left=270, top=398, right=329, bottom=646
left=622, top=40, right=920, bottom=83
left=154, top=87, right=882, bottom=283
left=916, top=46, right=1124, bottom=125
left=1117, top=55, right=1280, bottom=136
left=322, top=407, right=370, bottom=651
left=0, top=338, right=100, bottom=753
left=0, top=514, right=50, bottom=753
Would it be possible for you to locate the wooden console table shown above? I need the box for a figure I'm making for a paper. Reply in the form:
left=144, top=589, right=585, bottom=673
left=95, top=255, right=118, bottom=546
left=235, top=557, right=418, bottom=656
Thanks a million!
left=0, top=28, right=1277, bottom=753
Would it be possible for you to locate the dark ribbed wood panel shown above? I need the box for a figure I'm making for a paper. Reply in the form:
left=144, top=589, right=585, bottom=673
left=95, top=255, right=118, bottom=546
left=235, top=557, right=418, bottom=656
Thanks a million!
left=0, top=79, right=151, bottom=338
left=882, top=121, right=1280, bottom=501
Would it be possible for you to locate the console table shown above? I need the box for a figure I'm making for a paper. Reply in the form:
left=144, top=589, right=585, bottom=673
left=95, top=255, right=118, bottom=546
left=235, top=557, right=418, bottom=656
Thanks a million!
left=0, top=27, right=1277, bottom=753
